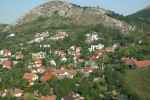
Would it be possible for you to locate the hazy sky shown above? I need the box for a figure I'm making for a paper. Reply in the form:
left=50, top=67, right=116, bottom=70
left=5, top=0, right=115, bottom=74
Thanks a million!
left=0, top=0, right=150, bottom=24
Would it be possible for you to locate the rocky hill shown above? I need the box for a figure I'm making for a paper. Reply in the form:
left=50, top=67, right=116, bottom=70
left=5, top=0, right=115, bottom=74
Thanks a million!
left=16, top=1, right=130, bottom=33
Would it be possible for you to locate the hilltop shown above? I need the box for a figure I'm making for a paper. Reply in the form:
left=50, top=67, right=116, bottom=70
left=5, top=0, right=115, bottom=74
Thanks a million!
left=12, top=0, right=130, bottom=33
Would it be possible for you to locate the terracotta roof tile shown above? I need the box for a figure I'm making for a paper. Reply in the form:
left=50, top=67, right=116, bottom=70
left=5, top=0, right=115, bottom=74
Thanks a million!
left=2, top=60, right=13, bottom=69
left=42, top=69, right=54, bottom=81
left=122, top=58, right=150, bottom=68
left=134, top=60, right=150, bottom=68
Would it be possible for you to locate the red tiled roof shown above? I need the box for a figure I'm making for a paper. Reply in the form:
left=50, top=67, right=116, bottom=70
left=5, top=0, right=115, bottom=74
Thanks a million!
left=42, top=69, right=54, bottom=81
left=83, top=66, right=95, bottom=73
left=134, top=60, right=150, bottom=68
left=2, top=60, right=13, bottom=69
left=16, top=52, right=24, bottom=60
left=122, top=58, right=150, bottom=68
left=89, top=55, right=97, bottom=61
left=57, top=70, right=65, bottom=75
left=122, top=58, right=135, bottom=65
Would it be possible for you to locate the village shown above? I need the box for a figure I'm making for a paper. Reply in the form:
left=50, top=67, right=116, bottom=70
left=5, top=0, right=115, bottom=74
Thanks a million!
left=0, top=31, right=149, bottom=100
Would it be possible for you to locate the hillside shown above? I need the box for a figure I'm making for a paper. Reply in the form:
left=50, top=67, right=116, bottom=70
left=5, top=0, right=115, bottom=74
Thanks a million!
left=13, top=1, right=130, bottom=33
left=0, top=0, right=136, bottom=54
left=126, top=6, right=150, bottom=32
left=128, top=6, right=150, bottom=21
left=107, top=6, right=150, bottom=32
left=1, top=0, right=134, bottom=50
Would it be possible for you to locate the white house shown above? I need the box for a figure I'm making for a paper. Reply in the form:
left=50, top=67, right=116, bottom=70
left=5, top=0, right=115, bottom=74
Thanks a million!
left=49, top=60, right=56, bottom=66
left=88, top=43, right=104, bottom=52
left=32, top=52, right=46, bottom=59
left=7, top=33, right=15, bottom=37
left=85, top=32, right=100, bottom=43
left=50, top=31, right=69, bottom=40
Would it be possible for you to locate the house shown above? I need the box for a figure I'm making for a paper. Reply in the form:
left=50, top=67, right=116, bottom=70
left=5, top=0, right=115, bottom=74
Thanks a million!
left=35, top=31, right=49, bottom=38
left=122, top=58, right=134, bottom=66
left=13, top=61, right=18, bottom=65
left=53, top=68, right=76, bottom=79
left=40, top=95, right=56, bottom=100
left=31, top=67, right=45, bottom=74
left=0, top=49, right=12, bottom=57
left=85, top=32, right=99, bottom=43
left=50, top=31, right=69, bottom=40
left=28, top=31, right=49, bottom=44
left=71, top=46, right=82, bottom=63
left=61, top=57, right=67, bottom=62
left=12, top=88, right=23, bottom=97
left=67, top=46, right=81, bottom=57
left=31, top=69, right=38, bottom=74
left=16, top=52, right=24, bottom=60
left=75, top=47, right=81, bottom=54
left=23, top=73, right=38, bottom=85
left=34, top=59, right=43, bottom=68
left=105, top=44, right=119, bottom=53
left=28, top=37, right=44, bottom=44
left=81, top=66, right=96, bottom=77
left=2, top=60, right=13, bottom=70
left=70, top=46, right=75, bottom=51
left=68, top=46, right=76, bottom=55
left=36, top=67, right=45, bottom=74
left=55, top=69, right=68, bottom=79
left=36, top=37, right=43, bottom=43
left=40, top=44, right=51, bottom=48
left=42, top=69, right=54, bottom=82
left=32, top=52, right=45, bottom=59
left=122, top=58, right=150, bottom=68
left=1, top=89, right=8, bottom=97
left=7, top=33, right=15, bottom=37
left=89, top=51, right=104, bottom=61
left=75, top=47, right=81, bottom=58
left=49, top=60, right=56, bottom=66
left=63, top=92, right=84, bottom=100
left=88, top=44, right=104, bottom=52
left=82, top=66, right=95, bottom=73
left=55, top=50, right=66, bottom=57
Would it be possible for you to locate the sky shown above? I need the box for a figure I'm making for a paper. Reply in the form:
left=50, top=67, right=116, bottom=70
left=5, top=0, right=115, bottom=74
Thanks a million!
left=0, top=0, right=150, bottom=24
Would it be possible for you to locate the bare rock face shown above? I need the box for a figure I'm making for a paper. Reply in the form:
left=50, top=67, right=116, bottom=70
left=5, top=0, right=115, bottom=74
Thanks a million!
left=17, top=0, right=130, bottom=32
